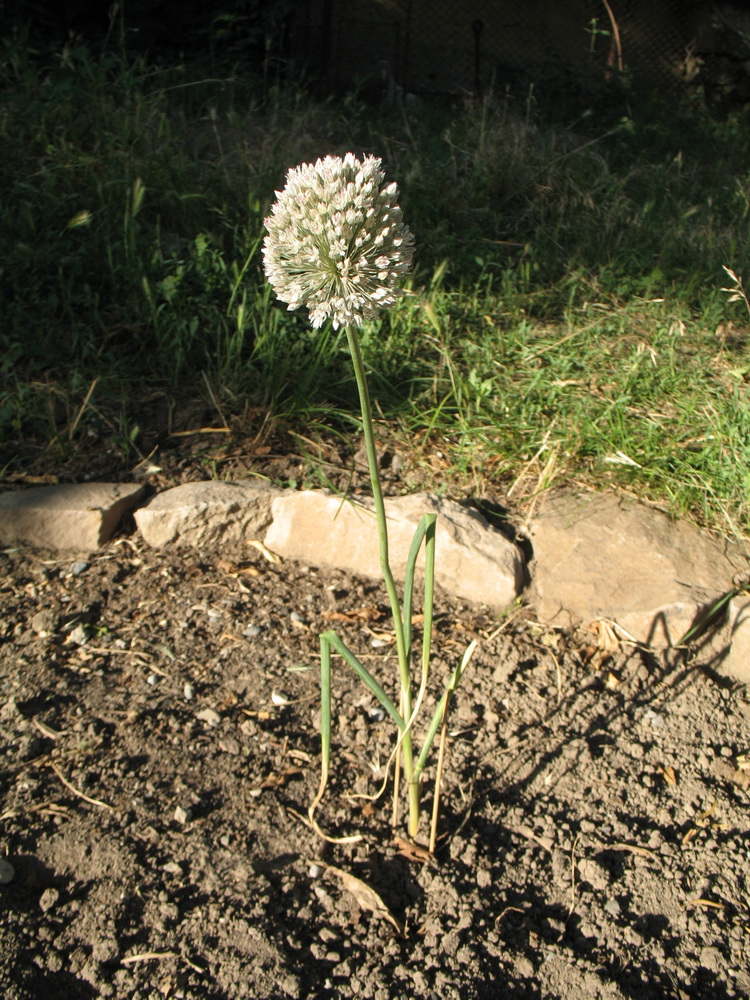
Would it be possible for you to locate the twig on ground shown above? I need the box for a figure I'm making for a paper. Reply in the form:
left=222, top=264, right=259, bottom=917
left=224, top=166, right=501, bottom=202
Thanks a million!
left=48, top=763, right=114, bottom=811
left=121, top=951, right=177, bottom=965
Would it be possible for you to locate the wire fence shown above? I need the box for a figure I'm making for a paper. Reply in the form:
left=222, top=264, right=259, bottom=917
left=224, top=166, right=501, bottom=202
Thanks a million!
left=287, top=0, right=750, bottom=104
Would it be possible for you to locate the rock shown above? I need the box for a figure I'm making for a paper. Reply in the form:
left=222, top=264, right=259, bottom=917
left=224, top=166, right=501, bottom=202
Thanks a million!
left=196, top=707, right=221, bottom=728
left=698, top=595, right=750, bottom=686
left=174, top=804, right=192, bottom=825
left=513, top=956, right=535, bottom=979
left=38, top=887, right=59, bottom=912
left=0, top=859, right=14, bottom=885
left=262, top=490, right=525, bottom=610
left=134, top=481, right=279, bottom=549
left=30, top=610, right=55, bottom=636
left=527, top=490, right=748, bottom=651
left=0, top=483, right=144, bottom=551
left=67, top=624, right=89, bottom=647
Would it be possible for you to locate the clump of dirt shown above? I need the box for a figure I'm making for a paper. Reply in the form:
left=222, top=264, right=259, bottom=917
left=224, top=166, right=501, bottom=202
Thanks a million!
left=1, top=529, right=749, bottom=1000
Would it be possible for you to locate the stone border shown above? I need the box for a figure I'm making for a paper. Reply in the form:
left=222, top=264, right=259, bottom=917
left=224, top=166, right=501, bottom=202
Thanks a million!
left=1, top=481, right=748, bottom=682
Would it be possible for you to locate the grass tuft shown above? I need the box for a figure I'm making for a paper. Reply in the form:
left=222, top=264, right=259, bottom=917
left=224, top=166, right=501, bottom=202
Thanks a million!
left=3, top=40, right=750, bottom=536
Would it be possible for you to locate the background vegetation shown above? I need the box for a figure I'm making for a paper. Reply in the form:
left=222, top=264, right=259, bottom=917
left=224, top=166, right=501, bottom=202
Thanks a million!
left=3, top=10, right=750, bottom=539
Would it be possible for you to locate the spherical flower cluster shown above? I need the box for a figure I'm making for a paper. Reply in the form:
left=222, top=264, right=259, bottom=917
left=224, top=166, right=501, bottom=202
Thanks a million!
left=262, top=153, right=415, bottom=329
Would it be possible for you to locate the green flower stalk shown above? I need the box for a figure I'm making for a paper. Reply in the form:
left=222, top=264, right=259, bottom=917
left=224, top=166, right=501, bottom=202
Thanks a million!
left=264, top=153, right=463, bottom=843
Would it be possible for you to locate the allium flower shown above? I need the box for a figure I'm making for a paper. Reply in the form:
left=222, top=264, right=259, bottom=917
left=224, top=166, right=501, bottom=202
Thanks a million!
left=262, top=152, right=415, bottom=329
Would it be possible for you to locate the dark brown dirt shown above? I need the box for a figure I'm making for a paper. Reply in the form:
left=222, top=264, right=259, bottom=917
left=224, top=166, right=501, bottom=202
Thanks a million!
left=1, top=431, right=750, bottom=1000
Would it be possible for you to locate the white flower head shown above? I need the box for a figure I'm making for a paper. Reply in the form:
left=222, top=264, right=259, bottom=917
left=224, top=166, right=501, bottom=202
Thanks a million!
left=262, top=153, right=415, bottom=329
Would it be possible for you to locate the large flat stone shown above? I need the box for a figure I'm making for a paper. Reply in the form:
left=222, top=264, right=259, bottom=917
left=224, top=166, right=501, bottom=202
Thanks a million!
left=0, top=482, right=144, bottom=551
left=134, top=481, right=280, bottom=549
left=693, top=595, right=750, bottom=686
left=527, top=490, right=748, bottom=651
left=262, top=490, right=525, bottom=610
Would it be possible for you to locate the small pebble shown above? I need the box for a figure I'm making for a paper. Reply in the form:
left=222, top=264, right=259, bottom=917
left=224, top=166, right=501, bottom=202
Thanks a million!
left=196, top=708, right=221, bottom=727
left=720, top=746, right=733, bottom=758
left=244, top=624, right=262, bottom=637
left=642, top=709, right=665, bottom=729
left=290, top=611, right=305, bottom=623
left=271, top=690, right=291, bottom=706
left=309, top=864, right=322, bottom=878
left=68, top=624, right=89, bottom=647
left=39, top=887, right=59, bottom=912
left=30, top=611, right=54, bottom=636
left=514, top=956, right=535, bottom=978
left=147, top=673, right=159, bottom=686
left=69, top=561, right=89, bottom=577
left=183, top=683, right=195, bottom=701
left=0, top=858, right=15, bottom=884
left=174, top=805, right=192, bottom=825
left=368, top=706, right=386, bottom=722
left=604, top=898, right=621, bottom=917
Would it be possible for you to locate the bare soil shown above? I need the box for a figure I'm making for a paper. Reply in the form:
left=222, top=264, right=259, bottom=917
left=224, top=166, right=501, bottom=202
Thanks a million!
left=1, top=433, right=750, bottom=1000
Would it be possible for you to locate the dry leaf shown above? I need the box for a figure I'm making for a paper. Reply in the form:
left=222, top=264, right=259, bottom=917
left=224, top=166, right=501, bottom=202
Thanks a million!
left=325, top=864, right=405, bottom=936
left=393, top=836, right=432, bottom=865
left=695, top=801, right=717, bottom=826
left=659, top=765, right=677, bottom=786
left=217, top=559, right=260, bottom=578
left=322, top=606, right=382, bottom=623
left=246, top=539, right=282, bottom=564
left=250, top=768, right=303, bottom=793
left=587, top=619, right=621, bottom=667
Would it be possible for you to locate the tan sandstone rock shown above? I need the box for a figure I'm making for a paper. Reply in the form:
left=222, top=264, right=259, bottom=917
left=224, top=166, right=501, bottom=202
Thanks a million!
left=694, top=595, right=750, bottom=686
left=527, top=490, right=748, bottom=656
left=134, top=481, right=280, bottom=549
left=262, top=489, right=525, bottom=610
left=0, top=482, right=144, bottom=551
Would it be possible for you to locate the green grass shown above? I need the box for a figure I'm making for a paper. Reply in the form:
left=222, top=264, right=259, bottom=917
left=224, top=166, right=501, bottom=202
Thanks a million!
left=3, top=37, right=750, bottom=537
